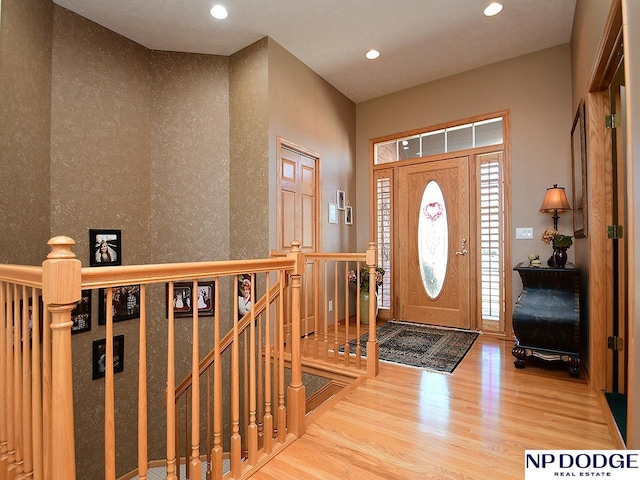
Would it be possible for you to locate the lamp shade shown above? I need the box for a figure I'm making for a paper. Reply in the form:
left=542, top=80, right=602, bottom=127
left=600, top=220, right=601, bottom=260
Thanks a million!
left=539, top=184, right=571, bottom=213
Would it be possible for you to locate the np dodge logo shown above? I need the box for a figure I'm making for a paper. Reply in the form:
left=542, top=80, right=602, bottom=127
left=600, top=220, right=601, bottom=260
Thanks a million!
left=525, top=451, right=640, bottom=479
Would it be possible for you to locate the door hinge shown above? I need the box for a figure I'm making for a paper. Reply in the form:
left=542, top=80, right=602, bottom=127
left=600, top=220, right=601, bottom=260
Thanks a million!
left=607, top=224, right=624, bottom=239
left=608, top=336, right=624, bottom=351
left=605, top=113, right=620, bottom=129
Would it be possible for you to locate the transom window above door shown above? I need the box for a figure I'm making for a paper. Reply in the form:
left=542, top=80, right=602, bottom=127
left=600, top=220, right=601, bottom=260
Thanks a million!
left=374, top=117, right=503, bottom=165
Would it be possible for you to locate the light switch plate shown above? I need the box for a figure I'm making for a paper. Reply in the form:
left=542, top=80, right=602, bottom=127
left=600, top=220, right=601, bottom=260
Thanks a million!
left=516, top=227, right=534, bottom=239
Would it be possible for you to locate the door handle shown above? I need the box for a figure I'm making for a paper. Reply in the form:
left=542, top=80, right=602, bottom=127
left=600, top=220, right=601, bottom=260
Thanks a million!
left=455, top=237, right=468, bottom=256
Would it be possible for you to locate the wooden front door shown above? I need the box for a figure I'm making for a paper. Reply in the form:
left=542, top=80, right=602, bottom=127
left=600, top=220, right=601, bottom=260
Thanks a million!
left=278, top=140, right=319, bottom=335
left=397, top=157, right=471, bottom=329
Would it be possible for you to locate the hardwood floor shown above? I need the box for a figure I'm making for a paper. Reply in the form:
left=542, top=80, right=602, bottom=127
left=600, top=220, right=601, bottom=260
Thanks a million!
left=253, top=333, right=617, bottom=479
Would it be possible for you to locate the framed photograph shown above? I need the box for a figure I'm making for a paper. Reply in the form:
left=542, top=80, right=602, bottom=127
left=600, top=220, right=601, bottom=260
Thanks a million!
left=337, top=190, right=346, bottom=210
left=238, top=273, right=254, bottom=318
left=571, top=100, right=588, bottom=238
left=345, top=205, right=353, bottom=225
left=71, top=290, right=92, bottom=334
left=92, top=335, right=124, bottom=380
left=89, top=229, right=122, bottom=266
left=98, top=285, right=140, bottom=325
left=328, top=203, right=338, bottom=224
left=167, top=281, right=215, bottom=318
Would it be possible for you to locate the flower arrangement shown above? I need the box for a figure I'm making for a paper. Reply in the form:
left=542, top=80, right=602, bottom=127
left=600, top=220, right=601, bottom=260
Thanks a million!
left=541, top=228, right=573, bottom=248
left=348, top=266, right=385, bottom=292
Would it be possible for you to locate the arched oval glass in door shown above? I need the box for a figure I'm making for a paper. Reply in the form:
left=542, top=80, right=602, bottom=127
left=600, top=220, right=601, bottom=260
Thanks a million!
left=418, top=181, right=448, bottom=298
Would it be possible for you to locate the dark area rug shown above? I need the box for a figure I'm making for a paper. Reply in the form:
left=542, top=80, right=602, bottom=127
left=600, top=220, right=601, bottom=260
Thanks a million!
left=340, top=320, right=479, bottom=374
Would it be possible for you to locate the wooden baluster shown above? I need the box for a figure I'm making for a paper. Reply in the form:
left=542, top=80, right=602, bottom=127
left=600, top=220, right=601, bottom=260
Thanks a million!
left=211, top=279, right=222, bottom=480
left=42, top=236, right=80, bottom=480
left=41, top=289, right=51, bottom=480
left=230, top=276, right=241, bottom=478
left=247, top=277, right=258, bottom=465
left=333, top=262, right=339, bottom=364
left=366, top=242, right=380, bottom=377
left=301, top=270, right=308, bottom=357
left=11, top=284, right=22, bottom=479
left=257, top=310, right=264, bottom=446
left=189, top=281, right=201, bottom=480
left=0, top=282, right=7, bottom=478
left=263, top=274, right=273, bottom=454
left=312, top=259, right=320, bottom=359
left=138, top=285, right=148, bottom=480
left=276, top=271, right=286, bottom=443
left=3, top=283, right=16, bottom=479
left=105, top=287, right=116, bottom=480
left=242, top=328, right=248, bottom=458
left=322, top=260, right=328, bottom=361
left=166, top=281, right=177, bottom=480
left=286, top=241, right=306, bottom=438
left=31, top=287, right=43, bottom=480
left=175, top=399, right=181, bottom=480
left=343, top=263, right=350, bottom=366
left=184, top=391, right=190, bottom=479
left=22, top=286, right=33, bottom=480
left=205, top=369, right=211, bottom=480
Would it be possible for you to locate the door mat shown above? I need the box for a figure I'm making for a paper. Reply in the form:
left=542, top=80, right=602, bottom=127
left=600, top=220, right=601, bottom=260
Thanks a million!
left=340, top=320, right=479, bottom=374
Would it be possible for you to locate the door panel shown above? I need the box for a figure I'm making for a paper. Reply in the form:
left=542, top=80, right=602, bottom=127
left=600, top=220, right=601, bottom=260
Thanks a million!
left=610, top=60, right=628, bottom=394
left=278, top=144, right=318, bottom=335
left=398, top=157, right=470, bottom=329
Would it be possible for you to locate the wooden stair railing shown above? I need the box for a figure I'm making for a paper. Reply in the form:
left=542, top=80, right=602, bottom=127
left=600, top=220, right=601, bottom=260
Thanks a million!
left=272, top=242, right=380, bottom=377
left=0, top=237, right=378, bottom=480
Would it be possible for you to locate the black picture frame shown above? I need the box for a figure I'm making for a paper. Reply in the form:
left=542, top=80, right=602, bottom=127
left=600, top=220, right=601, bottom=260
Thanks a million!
left=71, top=290, right=92, bottom=334
left=98, top=285, right=140, bottom=325
left=238, top=273, right=254, bottom=318
left=345, top=205, right=353, bottom=225
left=89, top=229, right=122, bottom=266
left=92, top=335, right=124, bottom=380
left=167, top=281, right=215, bottom=318
left=337, top=190, right=346, bottom=210
left=571, top=100, right=588, bottom=238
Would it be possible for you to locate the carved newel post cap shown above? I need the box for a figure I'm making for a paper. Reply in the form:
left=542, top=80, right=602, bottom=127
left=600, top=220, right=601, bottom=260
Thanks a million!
left=47, top=236, right=77, bottom=259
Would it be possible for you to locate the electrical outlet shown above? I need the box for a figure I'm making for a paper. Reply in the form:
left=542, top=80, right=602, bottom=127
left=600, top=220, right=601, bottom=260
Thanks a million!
left=328, top=300, right=333, bottom=312
left=516, top=227, right=534, bottom=239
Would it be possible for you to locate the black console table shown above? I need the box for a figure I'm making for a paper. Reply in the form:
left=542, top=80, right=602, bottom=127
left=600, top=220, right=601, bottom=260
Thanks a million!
left=512, top=262, right=581, bottom=377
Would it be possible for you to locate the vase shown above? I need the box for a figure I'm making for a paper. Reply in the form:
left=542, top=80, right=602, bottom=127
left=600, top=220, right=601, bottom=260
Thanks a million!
left=553, top=247, right=568, bottom=268
left=359, top=290, right=378, bottom=325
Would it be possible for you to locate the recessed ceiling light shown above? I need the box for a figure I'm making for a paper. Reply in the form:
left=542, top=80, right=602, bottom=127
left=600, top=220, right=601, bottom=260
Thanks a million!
left=365, top=49, right=380, bottom=60
left=210, top=5, right=228, bottom=20
left=484, top=2, right=503, bottom=16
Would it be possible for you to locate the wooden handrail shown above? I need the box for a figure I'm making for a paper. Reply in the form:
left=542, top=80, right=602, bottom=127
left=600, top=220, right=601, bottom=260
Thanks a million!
left=0, top=265, right=43, bottom=288
left=80, top=257, right=294, bottom=289
left=174, top=281, right=282, bottom=398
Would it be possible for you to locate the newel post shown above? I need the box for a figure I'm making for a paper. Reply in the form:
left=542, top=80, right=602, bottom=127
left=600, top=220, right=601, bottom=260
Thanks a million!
left=366, top=242, right=380, bottom=377
left=42, top=236, right=81, bottom=480
left=286, top=241, right=306, bottom=437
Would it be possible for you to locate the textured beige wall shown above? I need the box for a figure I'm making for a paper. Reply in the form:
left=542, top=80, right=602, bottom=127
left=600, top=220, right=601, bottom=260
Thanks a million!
left=267, top=39, right=357, bottom=253
left=229, top=38, right=269, bottom=260
left=0, top=0, right=52, bottom=265
left=50, top=6, right=151, bottom=266
left=149, top=50, right=230, bottom=264
left=356, top=45, right=573, bottom=308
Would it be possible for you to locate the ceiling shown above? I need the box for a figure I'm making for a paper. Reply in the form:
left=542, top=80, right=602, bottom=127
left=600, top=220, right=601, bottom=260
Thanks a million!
left=52, top=0, right=577, bottom=104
